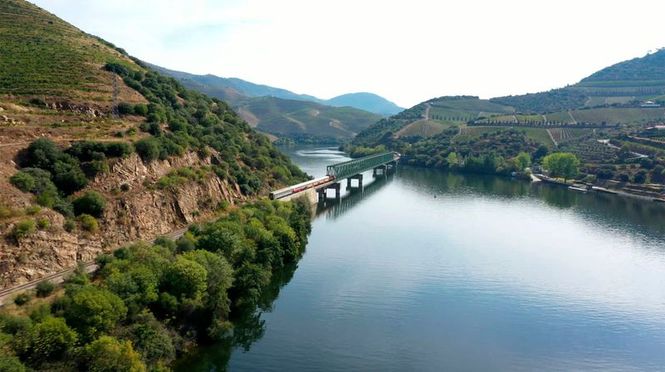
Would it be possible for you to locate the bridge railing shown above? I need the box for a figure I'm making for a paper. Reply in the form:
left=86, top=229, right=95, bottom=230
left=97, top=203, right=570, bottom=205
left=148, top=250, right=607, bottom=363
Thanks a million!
left=326, top=152, right=398, bottom=180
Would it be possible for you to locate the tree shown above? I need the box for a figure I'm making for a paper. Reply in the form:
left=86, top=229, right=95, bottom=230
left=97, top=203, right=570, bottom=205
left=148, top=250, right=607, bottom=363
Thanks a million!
left=542, top=152, right=580, bottom=182
left=81, top=336, right=146, bottom=372
left=122, top=311, right=175, bottom=367
left=73, top=191, right=106, bottom=217
left=13, top=317, right=77, bottom=366
left=514, top=152, right=531, bottom=171
left=182, top=250, right=233, bottom=318
left=64, top=286, right=127, bottom=340
left=161, top=257, right=207, bottom=301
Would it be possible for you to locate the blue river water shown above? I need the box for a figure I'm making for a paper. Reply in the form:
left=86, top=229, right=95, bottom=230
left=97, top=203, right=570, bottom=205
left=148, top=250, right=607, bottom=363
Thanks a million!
left=182, top=146, right=665, bottom=371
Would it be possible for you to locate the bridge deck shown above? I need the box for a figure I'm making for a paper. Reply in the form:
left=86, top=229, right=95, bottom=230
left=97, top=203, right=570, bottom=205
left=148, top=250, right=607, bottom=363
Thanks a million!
left=326, top=152, right=399, bottom=180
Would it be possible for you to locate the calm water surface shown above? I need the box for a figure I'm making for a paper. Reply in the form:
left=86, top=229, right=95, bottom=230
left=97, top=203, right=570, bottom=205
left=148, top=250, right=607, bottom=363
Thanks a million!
left=182, top=145, right=665, bottom=371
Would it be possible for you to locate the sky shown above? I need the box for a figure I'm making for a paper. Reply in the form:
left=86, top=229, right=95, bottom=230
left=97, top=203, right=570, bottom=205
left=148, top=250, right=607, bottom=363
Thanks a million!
left=33, top=0, right=665, bottom=108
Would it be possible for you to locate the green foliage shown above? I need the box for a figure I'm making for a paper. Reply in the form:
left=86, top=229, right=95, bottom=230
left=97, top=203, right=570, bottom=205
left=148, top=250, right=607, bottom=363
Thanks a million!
left=36, top=217, right=50, bottom=230
left=9, top=172, right=34, bottom=193
left=134, top=138, right=161, bottom=162
left=81, top=336, right=146, bottom=372
left=78, top=214, right=99, bottom=233
left=10, top=220, right=36, bottom=240
left=13, top=317, right=77, bottom=367
left=0, top=354, right=26, bottom=372
left=13, top=294, right=31, bottom=307
left=0, top=200, right=312, bottom=370
left=514, top=152, right=532, bottom=171
left=63, top=286, right=127, bottom=340
left=543, top=152, right=581, bottom=181
left=73, top=191, right=106, bottom=217
left=162, top=257, right=207, bottom=301
left=35, top=281, right=55, bottom=298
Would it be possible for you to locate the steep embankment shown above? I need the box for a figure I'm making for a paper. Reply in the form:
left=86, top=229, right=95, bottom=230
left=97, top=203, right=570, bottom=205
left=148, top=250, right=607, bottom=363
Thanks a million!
left=0, top=0, right=307, bottom=289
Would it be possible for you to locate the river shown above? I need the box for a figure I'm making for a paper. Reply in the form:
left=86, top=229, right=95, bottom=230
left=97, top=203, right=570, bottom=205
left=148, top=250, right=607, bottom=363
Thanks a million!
left=180, top=145, right=665, bottom=371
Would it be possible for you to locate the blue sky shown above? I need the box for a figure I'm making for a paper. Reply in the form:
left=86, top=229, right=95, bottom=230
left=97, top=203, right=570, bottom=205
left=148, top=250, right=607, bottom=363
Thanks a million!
left=33, top=0, right=665, bottom=107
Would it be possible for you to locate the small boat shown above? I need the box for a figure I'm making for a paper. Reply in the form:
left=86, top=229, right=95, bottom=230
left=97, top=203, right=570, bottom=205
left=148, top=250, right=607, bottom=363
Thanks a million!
left=568, top=185, right=588, bottom=192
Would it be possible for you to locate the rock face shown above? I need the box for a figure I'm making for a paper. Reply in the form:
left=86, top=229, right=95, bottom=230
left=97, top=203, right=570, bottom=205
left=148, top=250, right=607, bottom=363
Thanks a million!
left=0, top=152, right=243, bottom=290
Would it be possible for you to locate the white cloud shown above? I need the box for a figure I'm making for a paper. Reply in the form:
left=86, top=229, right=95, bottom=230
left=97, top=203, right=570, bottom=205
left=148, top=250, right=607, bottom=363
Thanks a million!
left=32, top=0, right=665, bottom=107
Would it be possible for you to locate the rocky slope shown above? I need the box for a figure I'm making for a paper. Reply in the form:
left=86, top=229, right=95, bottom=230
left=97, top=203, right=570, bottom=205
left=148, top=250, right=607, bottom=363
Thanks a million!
left=0, top=0, right=307, bottom=289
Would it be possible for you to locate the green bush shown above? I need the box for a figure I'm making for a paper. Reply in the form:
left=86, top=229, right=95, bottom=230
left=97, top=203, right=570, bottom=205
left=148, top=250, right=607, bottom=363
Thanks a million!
left=36, top=218, right=50, bottom=230
left=0, top=354, right=26, bottom=372
left=11, top=220, right=36, bottom=240
left=13, top=317, right=77, bottom=366
left=134, top=138, right=161, bottom=162
left=9, top=172, right=35, bottom=192
left=63, top=219, right=76, bottom=232
left=133, top=104, right=148, bottom=116
left=73, top=191, right=106, bottom=217
left=78, top=214, right=99, bottom=233
left=81, top=336, right=146, bottom=372
left=36, top=281, right=55, bottom=298
left=13, top=293, right=31, bottom=306
left=63, top=286, right=127, bottom=340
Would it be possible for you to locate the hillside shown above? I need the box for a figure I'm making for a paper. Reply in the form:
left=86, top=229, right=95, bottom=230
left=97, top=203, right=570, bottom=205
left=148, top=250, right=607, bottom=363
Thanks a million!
left=153, top=64, right=400, bottom=117
left=492, top=49, right=665, bottom=113
left=326, top=92, right=403, bottom=116
left=0, top=0, right=307, bottom=290
left=237, top=96, right=380, bottom=143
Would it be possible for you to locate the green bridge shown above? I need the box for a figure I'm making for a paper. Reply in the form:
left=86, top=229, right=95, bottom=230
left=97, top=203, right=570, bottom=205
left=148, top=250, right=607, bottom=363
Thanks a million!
left=318, top=151, right=400, bottom=203
left=270, top=151, right=399, bottom=202
left=326, top=152, right=400, bottom=180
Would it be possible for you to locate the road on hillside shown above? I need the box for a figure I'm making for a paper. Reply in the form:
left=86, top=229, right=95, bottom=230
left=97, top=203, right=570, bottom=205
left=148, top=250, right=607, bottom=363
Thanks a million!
left=0, top=226, right=190, bottom=306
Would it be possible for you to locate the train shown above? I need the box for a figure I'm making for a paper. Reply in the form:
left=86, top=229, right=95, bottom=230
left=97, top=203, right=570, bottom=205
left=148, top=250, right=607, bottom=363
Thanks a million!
left=269, top=175, right=335, bottom=200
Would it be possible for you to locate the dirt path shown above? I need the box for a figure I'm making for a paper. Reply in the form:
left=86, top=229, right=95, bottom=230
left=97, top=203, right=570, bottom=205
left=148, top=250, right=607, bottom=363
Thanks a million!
left=567, top=111, right=577, bottom=124
left=546, top=129, right=558, bottom=147
left=423, top=103, right=431, bottom=120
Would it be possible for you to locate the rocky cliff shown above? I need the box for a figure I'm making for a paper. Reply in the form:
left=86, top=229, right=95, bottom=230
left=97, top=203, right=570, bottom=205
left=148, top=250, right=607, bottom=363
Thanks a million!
left=0, top=151, right=244, bottom=289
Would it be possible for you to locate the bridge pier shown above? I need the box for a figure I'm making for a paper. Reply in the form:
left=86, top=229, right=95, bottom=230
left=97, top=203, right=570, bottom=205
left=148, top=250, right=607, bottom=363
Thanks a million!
left=318, top=182, right=341, bottom=203
left=373, top=165, right=387, bottom=177
left=346, top=174, right=363, bottom=190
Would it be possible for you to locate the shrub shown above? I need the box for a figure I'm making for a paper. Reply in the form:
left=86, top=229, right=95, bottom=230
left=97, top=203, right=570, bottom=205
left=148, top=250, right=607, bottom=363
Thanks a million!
left=13, top=317, right=77, bottom=366
left=78, top=214, right=99, bottom=233
left=36, top=218, right=50, bottom=230
left=63, top=287, right=127, bottom=340
left=36, top=281, right=55, bottom=298
left=63, top=219, right=76, bottom=232
left=11, top=220, right=36, bottom=240
left=81, top=336, right=146, bottom=372
left=117, top=103, right=134, bottom=115
left=24, top=205, right=40, bottom=215
left=133, top=104, right=148, bottom=116
left=135, top=138, right=161, bottom=162
left=13, top=293, right=31, bottom=306
left=73, top=191, right=106, bottom=217
left=10, top=172, right=35, bottom=192
left=0, top=354, right=26, bottom=372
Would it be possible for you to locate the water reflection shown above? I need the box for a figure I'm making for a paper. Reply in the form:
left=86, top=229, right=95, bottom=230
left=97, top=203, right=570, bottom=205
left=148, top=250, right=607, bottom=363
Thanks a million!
left=316, top=172, right=395, bottom=220
left=174, top=262, right=300, bottom=372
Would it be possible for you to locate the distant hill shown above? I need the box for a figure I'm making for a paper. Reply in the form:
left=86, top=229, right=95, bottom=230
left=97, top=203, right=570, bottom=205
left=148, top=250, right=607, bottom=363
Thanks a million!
left=326, top=92, right=402, bottom=116
left=237, top=96, right=381, bottom=143
left=152, top=64, right=400, bottom=116
left=492, top=49, right=665, bottom=113
left=153, top=65, right=382, bottom=141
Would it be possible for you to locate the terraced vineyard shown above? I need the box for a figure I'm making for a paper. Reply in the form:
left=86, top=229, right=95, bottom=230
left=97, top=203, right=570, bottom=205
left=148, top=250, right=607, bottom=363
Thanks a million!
left=548, top=128, right=593, bottom=144
left=561, top=139, right=619, bottom=164
left=0, top=0, right=136, bottom=101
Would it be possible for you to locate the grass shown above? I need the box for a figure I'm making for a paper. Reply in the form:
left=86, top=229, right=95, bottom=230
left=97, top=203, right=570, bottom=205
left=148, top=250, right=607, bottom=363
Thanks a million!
left=519, top=128, right=554, bottom=147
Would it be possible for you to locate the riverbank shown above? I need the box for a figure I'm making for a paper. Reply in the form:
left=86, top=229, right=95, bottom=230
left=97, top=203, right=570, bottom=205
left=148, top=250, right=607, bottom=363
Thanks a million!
left=0, top=199, right=312, bottom=371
